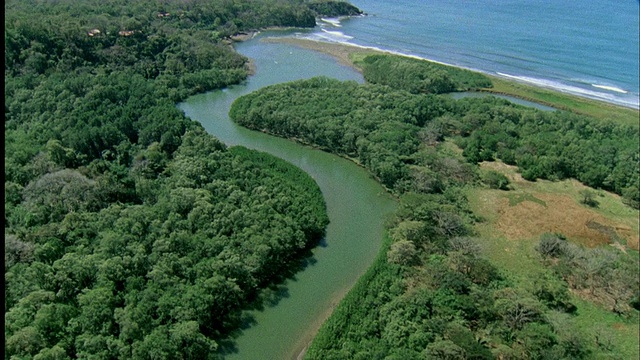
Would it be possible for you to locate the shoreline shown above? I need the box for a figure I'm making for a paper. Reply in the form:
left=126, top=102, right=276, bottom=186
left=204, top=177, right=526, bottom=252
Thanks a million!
left=259, top=36, right=639, bottom=126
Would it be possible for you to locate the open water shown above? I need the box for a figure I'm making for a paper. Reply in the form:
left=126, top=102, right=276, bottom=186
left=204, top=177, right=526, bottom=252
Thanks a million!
left=297, top=0, right=640, bottom=109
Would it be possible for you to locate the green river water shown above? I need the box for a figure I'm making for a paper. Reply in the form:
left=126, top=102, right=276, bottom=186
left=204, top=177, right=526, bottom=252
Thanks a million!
left=178, top=31, right=398, bottom=360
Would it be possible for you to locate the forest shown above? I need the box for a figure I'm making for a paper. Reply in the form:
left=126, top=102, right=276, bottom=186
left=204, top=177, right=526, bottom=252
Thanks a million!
left=5, top=0, right=639, bottom=357
left=229, top=55, right=640, bottom=359
left=4, top=0, right=355, bottom=359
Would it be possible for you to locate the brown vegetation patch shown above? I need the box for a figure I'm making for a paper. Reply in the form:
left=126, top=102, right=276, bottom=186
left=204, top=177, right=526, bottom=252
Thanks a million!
left=612, top=323, right=626, bottom=331
left=626, top=235, right=639, bottom=251
left=478, top=161, right=639, bottom=250
left=492, top=192, right=633, bottom=248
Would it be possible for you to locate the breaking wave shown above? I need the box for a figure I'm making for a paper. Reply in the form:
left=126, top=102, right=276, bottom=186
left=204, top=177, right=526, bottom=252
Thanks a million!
left=496, top=73, right=639, bottom=108
left=320, top=18, right=342, bottom=27
left=592, top=84, right=628, bottom=94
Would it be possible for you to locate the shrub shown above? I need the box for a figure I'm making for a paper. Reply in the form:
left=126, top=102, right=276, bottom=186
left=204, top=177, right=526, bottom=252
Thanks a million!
left=535, top=233, right=567, bottom=258
left=481, top=169, right=510, bottom=190
left=621, top=184, right=639, bottom=209
left=578, top=189, right=599, bottom=208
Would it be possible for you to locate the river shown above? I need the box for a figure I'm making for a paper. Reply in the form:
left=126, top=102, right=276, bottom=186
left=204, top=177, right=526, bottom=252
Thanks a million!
left=178, top=30, right=397, bottom=360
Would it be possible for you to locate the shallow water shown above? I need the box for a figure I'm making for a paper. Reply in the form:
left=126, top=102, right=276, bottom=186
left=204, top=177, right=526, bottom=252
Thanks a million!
left=178, top=32, right=397, bottom=359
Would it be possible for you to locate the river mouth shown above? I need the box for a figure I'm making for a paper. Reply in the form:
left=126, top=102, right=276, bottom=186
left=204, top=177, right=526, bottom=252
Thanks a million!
left=178, top=31, right=397, bottom=359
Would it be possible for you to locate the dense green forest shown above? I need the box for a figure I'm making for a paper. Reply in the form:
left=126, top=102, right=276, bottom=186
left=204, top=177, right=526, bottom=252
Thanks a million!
left=229, top=55, right=640, bottom=359
left=6, top=0, right=639, bottom=357
left=231, top=58, right=639, bottom=207
left=4, top=1, right=357, bottom=359
left=359, top=54, right=493, bottom=94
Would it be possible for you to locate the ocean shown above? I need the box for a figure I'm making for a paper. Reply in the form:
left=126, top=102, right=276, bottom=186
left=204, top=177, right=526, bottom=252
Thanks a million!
left=295, top=0, right=640, bottom=109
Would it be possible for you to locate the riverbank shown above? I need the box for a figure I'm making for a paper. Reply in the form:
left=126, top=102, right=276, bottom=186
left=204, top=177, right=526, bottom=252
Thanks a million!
left=263, top=37, right=639, bottom=127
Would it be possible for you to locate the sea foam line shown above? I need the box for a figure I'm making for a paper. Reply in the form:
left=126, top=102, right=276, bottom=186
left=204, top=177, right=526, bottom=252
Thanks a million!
left=320, top=18, right=342, bottom=27
left=496, top=72, right=639, bottom=108
left=592, top=84, right=628, bottom=94
left=298, top=32, right=467, bottom=70
left=318, top=29, right=354, bottom=41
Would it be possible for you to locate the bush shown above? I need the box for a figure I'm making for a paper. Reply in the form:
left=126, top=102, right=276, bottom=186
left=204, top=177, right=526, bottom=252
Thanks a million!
left=535, top=233, right=567, bottom=258
left=481, top=169, right=510, bottom=190
left=531, top=272, right=576, bottom=313
left=621, top=185, right=639, bottom=209
left=578, top=189, right=599, bottom=208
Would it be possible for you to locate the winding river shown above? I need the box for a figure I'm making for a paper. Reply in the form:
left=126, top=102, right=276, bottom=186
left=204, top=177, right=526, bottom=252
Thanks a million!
left=178, top=30, right=397, bottom=359
left=178, top=29, right=557, bottom=359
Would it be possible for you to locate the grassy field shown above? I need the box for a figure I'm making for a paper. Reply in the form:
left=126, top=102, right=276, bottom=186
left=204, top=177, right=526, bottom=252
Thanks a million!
left=468, top=161, right=639, bottom=359
left=475, top=161, right=639, bottom=250
left=265, top=37, right=639, bottom=127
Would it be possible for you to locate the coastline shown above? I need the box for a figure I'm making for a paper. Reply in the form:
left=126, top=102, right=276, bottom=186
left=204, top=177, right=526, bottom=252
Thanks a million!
left=260, top=36, right=640, bottom=126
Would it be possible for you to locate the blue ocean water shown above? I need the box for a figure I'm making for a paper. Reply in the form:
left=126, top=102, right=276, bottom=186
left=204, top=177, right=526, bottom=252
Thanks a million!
left=295, top=0, right=640, bottom=109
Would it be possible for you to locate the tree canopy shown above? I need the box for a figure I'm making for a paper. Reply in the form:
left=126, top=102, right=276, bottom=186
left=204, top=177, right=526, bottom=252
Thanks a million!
left=4, top=0, right=365, bottom=358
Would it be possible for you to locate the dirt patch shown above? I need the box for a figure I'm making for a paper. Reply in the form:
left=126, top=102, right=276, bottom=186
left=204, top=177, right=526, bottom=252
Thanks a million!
left=492, top=192, right=634, bottom=248
left=612, top=323, right=626, bottom=331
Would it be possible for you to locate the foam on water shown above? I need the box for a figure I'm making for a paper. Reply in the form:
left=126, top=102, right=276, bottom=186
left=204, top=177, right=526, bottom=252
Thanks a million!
left=320, top=18, right=342, bottom=27
left=313, top=29, right=353, bottom=42
left=496, top=73, right=639, bottom=108
left=592, top=84, right=628, bottom=94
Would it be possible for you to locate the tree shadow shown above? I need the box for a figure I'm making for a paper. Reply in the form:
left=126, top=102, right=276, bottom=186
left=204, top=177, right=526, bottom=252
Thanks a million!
left=214, top=234, right=326, bottom=356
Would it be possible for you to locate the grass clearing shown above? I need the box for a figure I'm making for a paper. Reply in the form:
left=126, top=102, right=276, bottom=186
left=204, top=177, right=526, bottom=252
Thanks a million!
left=569, top=297, right=640, bottom=359
left=477, top=161, right=639, bottom=250
left=467, top=161, right=639, bottom=359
